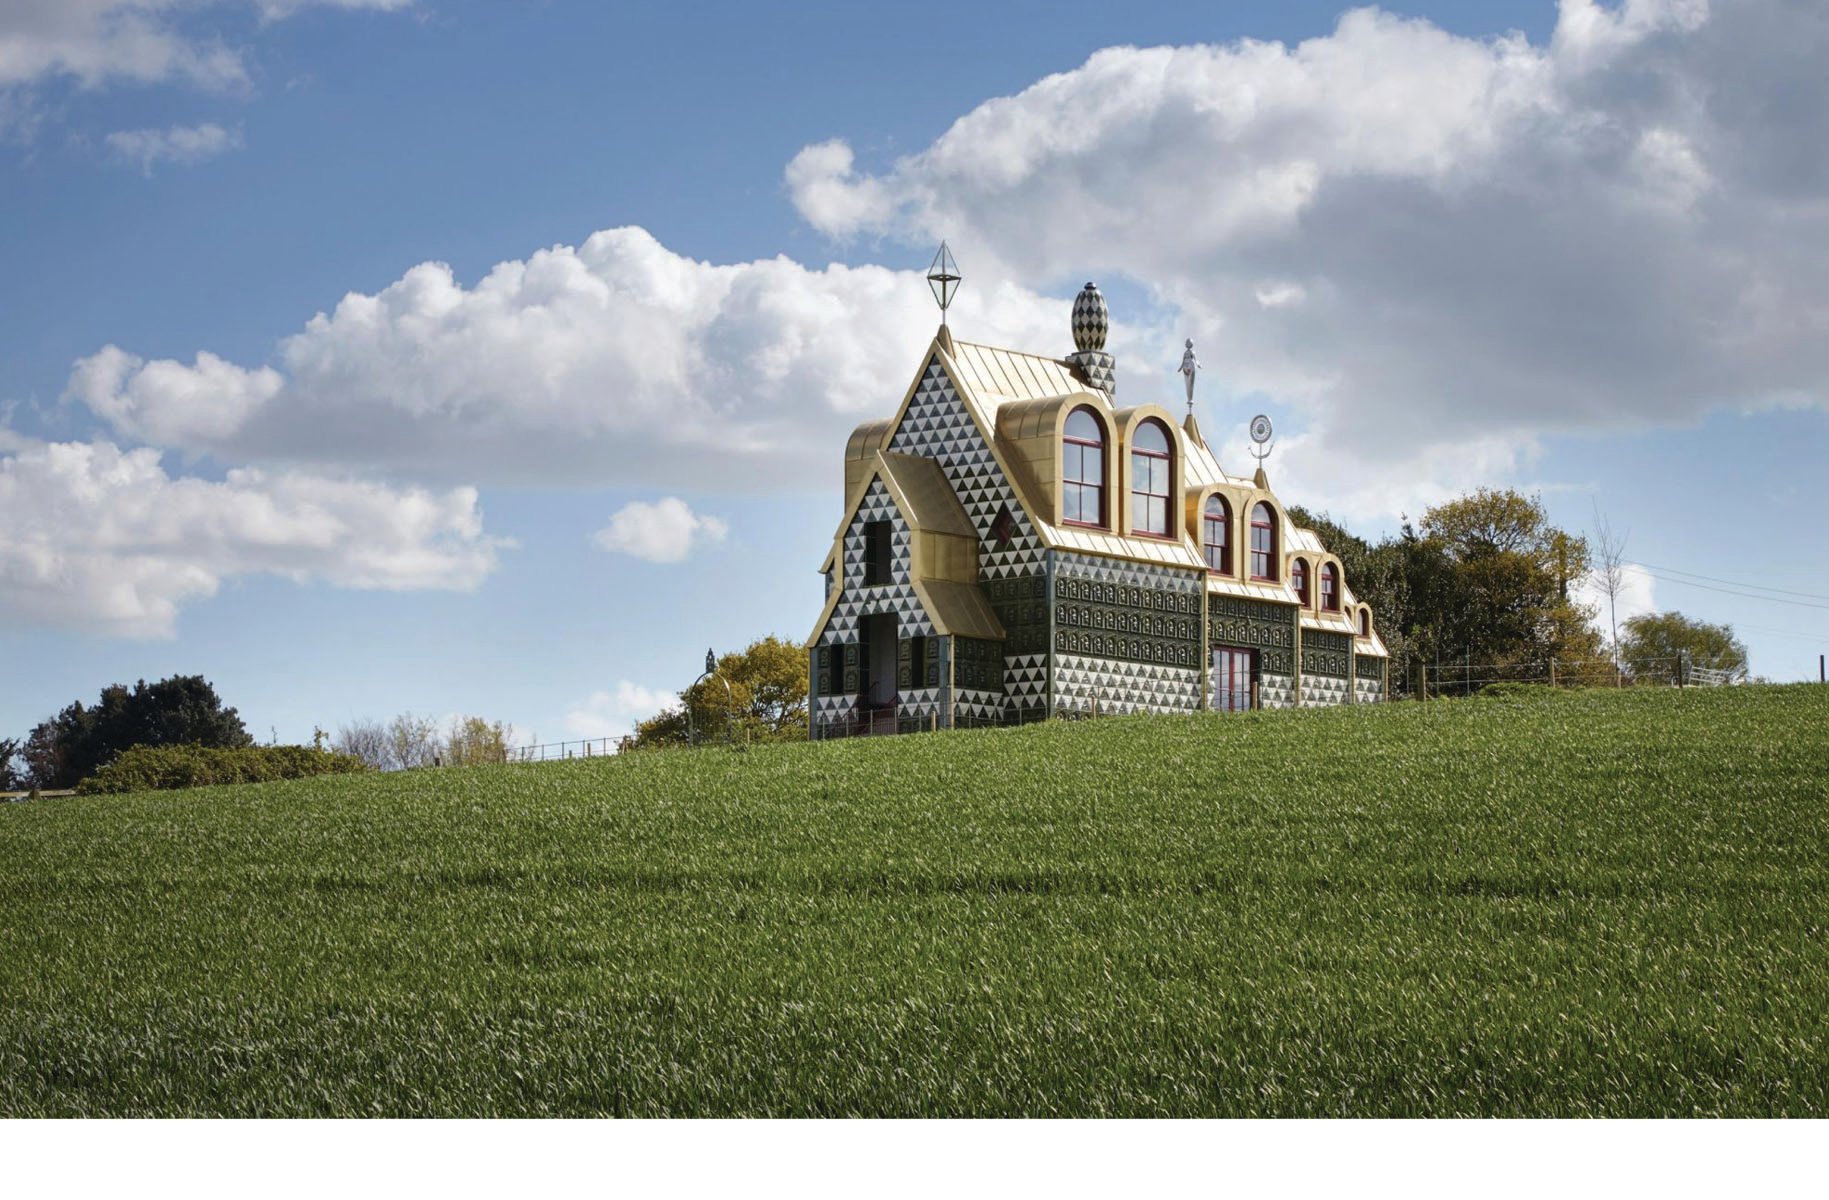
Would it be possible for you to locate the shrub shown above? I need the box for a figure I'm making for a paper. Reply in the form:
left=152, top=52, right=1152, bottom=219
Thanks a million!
left=76, top=744, right=370, bottom=795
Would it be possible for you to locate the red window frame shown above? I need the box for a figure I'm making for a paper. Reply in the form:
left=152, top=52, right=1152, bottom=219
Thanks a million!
left=1212, top=646, right=1255, bottom=712
left=1129, top=419, right=1173, bottom=538
left=1292, top=557, right=1310, bottom=607
left=1250, top=502, right=1277, bottom=581
left=1320, top=563, right=1339, bottom=611
left=1202, top=495, right=1231, bottom=574
left=1061, top=407, right=1106, bottom=528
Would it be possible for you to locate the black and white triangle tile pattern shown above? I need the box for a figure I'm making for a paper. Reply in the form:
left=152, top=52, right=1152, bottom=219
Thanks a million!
left=1258, top=672, right=1296, bottom=710
left=815, top=479, right=935, bottom=644
left=886, top=356, right=1049, bottom=714
left=886, top=356, right=1046, bottom=582
left=1053, top=655, right=1200, bottom=715
left=951, top=687, right=1003, bottom=726
left=811, top=479, right=938, bottom=724
left=1301, top=674, right=1350, bottom=708
left=1067, top=349, right=1116, bottom=398
left=1354, top=676, right=1385, bottom=704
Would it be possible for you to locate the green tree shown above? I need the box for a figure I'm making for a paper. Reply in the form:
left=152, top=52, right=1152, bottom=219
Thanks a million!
left=1618, top=612, right=1749, bottom=683
left=0, top=737, right=24, bottom=792
left=629, top=635, right=809, bottom=750
left=22, top=675, right=252, bottom=789
left=1412, top=489, right=1605, bottom=692
left=1286, top=505, right=1412, bottom=664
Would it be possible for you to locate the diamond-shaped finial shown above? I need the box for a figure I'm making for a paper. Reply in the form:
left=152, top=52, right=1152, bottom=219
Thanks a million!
left=927, top=241, right=960, bottom=320
left=704, top=648, right=716, bottom=675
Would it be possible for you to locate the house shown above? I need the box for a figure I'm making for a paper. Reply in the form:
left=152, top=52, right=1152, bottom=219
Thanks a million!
left=805, top=279, right=1389, bottom=737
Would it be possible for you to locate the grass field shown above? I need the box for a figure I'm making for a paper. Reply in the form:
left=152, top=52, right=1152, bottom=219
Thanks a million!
left=2, top=685, right=1826, bottom=1117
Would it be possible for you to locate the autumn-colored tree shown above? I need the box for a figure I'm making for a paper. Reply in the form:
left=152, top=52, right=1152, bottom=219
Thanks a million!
left=1619, top=612, right=1749, bottom=684
left=628, top=635, right=809, bottom=749
left=445, top=715, right=515, bottom=766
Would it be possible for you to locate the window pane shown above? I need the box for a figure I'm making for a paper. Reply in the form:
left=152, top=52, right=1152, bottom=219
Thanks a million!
left=1065, top=408, right=1102, bottom=443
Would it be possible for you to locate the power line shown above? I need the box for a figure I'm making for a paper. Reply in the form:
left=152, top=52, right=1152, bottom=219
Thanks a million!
left=1632, top=560, right=1829, bottom=604
left=1734, top=622, right=1827, bottom=644
left=1636, top=571, right=1829, bottom=613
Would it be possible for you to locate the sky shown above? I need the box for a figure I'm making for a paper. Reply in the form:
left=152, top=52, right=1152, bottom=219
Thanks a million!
left=2, top=0, right=1826, bottom=749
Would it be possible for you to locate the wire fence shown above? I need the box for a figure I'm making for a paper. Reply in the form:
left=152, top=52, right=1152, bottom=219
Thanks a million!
left=1396, top=654, right=1742, bottom=698
left=504, top=736, right=631, bottom=763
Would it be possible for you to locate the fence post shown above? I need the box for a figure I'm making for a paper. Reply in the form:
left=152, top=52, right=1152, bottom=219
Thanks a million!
left=1549, top=659, right=1557, bottom=688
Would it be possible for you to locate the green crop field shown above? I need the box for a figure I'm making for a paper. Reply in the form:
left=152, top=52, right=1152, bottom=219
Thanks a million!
left=2, top=685, right=1826, bottom=1117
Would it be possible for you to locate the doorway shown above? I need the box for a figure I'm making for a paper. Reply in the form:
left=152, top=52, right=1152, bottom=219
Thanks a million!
left=1212, top=646, right=1256, bottom=712
left=861, top=613, right=899, bottom=726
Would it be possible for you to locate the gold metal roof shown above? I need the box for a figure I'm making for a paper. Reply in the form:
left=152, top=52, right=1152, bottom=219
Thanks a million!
left=915, top=579, right=1007, bottom=641
left=877, top=452, right=975, bottom=539
left=948, top=340, right=1086, bottom=403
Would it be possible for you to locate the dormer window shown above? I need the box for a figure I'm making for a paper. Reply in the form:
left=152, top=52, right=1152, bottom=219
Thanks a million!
left=1360, top=608, right=1371, bottom=637
left=1250, top=502, right=1278, bottom=581
left=1130, top=419, right=1172, bottom=537
left=1292, top=557, right=1311, bottom=607
left=1062, top=407, right=1105, bottom=526
left=1202, top=495, right=1231, bottom=574
left=1321, top=563, right=1340, bottom=611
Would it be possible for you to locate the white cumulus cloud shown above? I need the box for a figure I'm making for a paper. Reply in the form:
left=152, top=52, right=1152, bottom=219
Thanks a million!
left=104, top=121, right=241, bottom=174
left=0, top=437, right=508, bottom=638
left=786, top=0, right=1829, bottom=511
left=562, top=681, right=677, bottom=740
left=64, top=226, right=1074, bottom=488
left=0, top=1, right=410, bottom=92
left=592, top=497, right=728, bottom=564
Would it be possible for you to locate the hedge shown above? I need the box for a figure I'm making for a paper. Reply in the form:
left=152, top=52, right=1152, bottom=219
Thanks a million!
left=77, top=744, right=370, bottom=795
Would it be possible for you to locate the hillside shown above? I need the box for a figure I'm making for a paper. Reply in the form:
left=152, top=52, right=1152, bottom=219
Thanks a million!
left=2, top=686, right=1825, bottom=1117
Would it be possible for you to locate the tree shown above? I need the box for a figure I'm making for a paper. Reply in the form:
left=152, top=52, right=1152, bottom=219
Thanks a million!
left=445, top=716, right=514, bottom=766
left=1286, top=506, right=1413, bottom=665
left=1413, top=489, right=1606, bottom=692
left=0, top=737, right=24, bottom=792
left=628, top=635, right=809, bottom=750
left=1589, top=500, right=1630, bottom=678
left=1619, top=612, right=1749, bottom=683
left=21, top=675, right=252, bottom=789
left=332, top=719, right=392, bottom=771
left=386, top=713, right=442, bottom=770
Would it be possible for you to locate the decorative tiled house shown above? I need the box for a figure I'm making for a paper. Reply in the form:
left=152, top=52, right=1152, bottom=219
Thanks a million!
left=805, top=276, right=1389, bottom=737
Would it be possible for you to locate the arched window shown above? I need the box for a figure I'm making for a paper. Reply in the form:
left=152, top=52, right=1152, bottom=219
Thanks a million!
left=1062, top=407, right=1105, bottom=527
left=1359, top=608, right=1370, bottom=637
left=1292, top=557, right=1310, bottom=606
left=1250, top=502, right=1277, bottom=580
left=1130, top=419, right=1172, bottom=537
left=1320, top=563, right=1339, bottom=611
left=1202, top=495, right=1231, bottom=574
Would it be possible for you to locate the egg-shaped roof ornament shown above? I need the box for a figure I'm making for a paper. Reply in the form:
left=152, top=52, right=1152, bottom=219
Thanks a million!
left=1071, top=281, right=1108, bottom=353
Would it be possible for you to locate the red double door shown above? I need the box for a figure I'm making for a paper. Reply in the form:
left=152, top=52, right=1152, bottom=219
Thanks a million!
left=1211, top=647, right=1256, bottom=712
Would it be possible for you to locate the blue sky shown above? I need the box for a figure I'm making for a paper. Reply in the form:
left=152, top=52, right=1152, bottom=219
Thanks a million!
left=2, top=0, right=1825, bottom=748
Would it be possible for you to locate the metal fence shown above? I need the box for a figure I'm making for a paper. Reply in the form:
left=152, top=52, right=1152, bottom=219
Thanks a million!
left=1399, top=655, right=1734, bottom=698
left=504, top=736, right=630, bottom=763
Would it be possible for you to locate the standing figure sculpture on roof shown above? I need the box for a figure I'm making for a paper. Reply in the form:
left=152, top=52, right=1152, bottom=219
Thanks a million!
left=1179, top=338, right=1200, bottom=416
